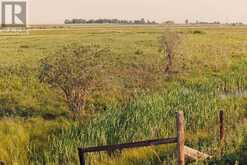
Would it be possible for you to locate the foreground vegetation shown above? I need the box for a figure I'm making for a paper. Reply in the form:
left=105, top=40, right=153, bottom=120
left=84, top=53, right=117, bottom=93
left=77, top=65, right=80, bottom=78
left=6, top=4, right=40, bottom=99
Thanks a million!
left=1, top=25, right=247, bottom=164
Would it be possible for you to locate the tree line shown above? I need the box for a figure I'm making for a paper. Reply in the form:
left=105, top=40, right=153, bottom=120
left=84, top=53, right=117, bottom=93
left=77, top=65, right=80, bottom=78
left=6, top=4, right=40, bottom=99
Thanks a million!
left=64, top=18, right=158, bottom=25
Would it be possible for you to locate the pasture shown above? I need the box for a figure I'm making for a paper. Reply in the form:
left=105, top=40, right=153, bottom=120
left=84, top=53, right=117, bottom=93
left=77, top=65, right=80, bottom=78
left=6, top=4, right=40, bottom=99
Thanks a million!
left=1, top=25, right=247, bottom=164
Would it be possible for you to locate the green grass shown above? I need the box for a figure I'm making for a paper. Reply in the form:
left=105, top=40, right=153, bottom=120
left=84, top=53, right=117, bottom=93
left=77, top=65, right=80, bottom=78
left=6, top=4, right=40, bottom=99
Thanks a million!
left=1, top=25, right=247, bottom=164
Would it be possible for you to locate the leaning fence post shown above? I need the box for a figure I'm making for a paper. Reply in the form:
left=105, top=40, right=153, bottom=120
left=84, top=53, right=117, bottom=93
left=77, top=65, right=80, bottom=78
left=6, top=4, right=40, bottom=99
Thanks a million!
left=176, top=111, right=185, bottom=165
left=78, top=148, right=85, bottom=165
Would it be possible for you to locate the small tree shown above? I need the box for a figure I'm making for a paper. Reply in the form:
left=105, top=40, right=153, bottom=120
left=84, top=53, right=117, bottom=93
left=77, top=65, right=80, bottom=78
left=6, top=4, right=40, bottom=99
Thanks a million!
left=40, top=44, right=109, bottom=117
left=159, top=31, right=181, bottom=74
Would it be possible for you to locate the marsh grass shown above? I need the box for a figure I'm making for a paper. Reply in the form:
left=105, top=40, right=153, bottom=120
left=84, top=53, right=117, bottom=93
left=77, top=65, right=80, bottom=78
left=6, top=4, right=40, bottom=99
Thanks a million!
left=0, top=26, right=247, bottom=164
left=32, top=62, right=246, bottom=164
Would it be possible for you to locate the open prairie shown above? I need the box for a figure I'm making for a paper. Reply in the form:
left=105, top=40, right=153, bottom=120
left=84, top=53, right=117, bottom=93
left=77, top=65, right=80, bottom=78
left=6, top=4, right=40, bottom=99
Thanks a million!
left=1, top=25, right=247, bottom=164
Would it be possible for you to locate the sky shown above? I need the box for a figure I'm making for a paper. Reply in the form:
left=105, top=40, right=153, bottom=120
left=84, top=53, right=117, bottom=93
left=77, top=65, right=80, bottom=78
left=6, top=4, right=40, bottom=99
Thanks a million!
left=29, top=0, right=247, bottom=24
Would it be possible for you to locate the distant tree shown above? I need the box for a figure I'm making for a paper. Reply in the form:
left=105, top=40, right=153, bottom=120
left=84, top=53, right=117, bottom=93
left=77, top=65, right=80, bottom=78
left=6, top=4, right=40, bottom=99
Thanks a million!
left=140, top=18, right=146, bottom=24
left=87, top=19, right=94, bottom=23
left=64, top=19, right=71, bottom=24
left=213, top=21, right=221, bottom=24
left=147, top=20, right=151, bottom=24
left=163, top=20, right=175, bottom=25
left=64, top=18, right=158, bottom=25
left=79, top=19, right=86, bottom=24
left=39, top=44, right=109, bottom=118
left=71, top=19, right=82, bottom=24
left=159, top=31, right=181, bottom=74
left=112, top=19, right=118, bottom=24
left=134, top=20, right=141, bottom=24
left=185, top=19, right=189, bottom=25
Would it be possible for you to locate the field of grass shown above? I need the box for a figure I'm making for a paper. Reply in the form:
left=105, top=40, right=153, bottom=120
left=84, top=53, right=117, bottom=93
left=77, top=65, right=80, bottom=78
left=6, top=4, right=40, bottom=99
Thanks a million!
left=1, top=25, right=247, bottom=164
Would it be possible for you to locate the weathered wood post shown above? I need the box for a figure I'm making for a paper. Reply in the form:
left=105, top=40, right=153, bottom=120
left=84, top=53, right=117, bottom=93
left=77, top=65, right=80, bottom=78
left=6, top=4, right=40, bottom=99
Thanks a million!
left=219, top=110, right=225, bottom=156
left=78, top=148, right=85, bottom=165
left=176, top=111, right=185, bottom=165
left=220, top=110, right=224, bottom=143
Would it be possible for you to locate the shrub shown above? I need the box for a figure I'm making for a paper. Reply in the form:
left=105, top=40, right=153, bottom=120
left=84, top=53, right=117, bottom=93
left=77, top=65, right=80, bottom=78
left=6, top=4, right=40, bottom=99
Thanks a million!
left=39, top=44, right=110, bottom=118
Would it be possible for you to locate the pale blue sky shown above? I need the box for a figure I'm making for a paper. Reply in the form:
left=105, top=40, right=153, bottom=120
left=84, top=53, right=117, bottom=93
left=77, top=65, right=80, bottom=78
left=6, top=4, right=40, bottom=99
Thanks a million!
left=30, top=0, right=247, bottom=24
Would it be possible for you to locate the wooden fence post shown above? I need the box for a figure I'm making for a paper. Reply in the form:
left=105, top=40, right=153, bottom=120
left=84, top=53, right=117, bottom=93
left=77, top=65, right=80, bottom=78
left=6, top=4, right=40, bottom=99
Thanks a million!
left=78, top=148, right=85, bottom=165
left=220, top=110, right=225, bottom=156
left=176, top=111, right=185, bottom=165
left=220, top=110, right=224, bottom=143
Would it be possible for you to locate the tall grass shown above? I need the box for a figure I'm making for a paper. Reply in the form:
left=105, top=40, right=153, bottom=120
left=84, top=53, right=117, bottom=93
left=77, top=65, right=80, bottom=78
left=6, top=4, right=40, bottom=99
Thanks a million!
left=0, top=119, right=29, bottom=165
left=30, top=62, right=247, bottom=164
left=1, top=27, right=247, bottom=164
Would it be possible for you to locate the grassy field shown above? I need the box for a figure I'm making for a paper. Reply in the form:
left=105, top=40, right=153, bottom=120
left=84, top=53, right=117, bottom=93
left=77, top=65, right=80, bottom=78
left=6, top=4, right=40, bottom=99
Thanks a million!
left=1, top=25, right=247, bottom=164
